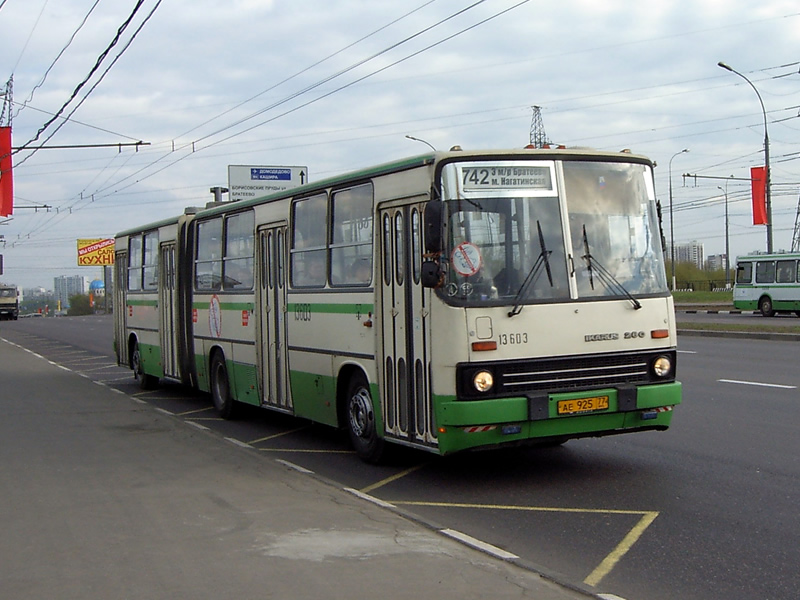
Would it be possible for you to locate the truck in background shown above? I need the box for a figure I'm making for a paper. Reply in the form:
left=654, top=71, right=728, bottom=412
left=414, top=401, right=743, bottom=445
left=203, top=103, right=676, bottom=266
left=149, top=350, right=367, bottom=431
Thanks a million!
left=0, top=284, right=19, bottom=320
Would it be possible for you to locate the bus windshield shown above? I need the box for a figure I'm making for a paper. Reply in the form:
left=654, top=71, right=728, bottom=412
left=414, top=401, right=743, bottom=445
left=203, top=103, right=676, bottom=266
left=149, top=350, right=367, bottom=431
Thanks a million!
left=438, top=160, right=668, bottom=306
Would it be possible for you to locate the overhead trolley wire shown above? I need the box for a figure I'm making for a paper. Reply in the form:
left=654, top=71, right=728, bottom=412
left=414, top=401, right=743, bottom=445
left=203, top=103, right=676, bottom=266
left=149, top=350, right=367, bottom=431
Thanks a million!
left=69, top=0, right=508, bottom=203
left=13, top=0, right=103, bottom=119
left=13, top=0, right=149, bottom=162
left=178, top=0, right=443, bottom=141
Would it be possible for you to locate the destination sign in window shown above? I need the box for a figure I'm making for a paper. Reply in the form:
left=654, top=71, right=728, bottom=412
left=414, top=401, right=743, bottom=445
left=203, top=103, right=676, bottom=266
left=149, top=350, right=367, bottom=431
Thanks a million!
left=460, top=165, right=553, bottom=192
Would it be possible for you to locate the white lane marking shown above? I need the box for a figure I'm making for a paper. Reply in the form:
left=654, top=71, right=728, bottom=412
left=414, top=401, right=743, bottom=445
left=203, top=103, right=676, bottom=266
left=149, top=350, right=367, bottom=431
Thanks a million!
left=224, top=437, right=253, bottom=450
left=344, top=488, right=396, bottom=509
left=276, top=459, right=314, bottom=474
left=440, top=528, right=519, bottom=560
left=718, top=379, right=796, bottom=389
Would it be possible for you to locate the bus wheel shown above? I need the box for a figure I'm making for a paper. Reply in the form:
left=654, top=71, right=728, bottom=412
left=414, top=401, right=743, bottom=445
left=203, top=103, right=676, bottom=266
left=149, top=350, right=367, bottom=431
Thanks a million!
left=132, top=341, right=158, bottom=390
left=759, top=296, right=775, bottom=317
left=210, top=353, right=236, bottom=419
left=346, top=373, right=385, bottom=464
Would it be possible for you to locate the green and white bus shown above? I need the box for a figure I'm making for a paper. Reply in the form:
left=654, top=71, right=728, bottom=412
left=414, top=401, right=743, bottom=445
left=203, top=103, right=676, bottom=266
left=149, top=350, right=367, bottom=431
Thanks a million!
left=734, top=252, right=800, bottom=317
left=114, top=148, right=681, bottom=462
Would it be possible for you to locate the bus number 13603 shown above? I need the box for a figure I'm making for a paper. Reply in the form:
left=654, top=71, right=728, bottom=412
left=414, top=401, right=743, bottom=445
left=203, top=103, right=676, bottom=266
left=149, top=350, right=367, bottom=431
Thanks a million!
left=498, top=332, right=528, bottom=345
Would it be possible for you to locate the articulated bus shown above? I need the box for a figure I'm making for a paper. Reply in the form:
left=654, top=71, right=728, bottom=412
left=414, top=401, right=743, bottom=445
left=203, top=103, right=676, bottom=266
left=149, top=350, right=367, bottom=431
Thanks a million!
left=115, top=148, right=681, bottom=462
left=734, top=252, right=800, bottom=317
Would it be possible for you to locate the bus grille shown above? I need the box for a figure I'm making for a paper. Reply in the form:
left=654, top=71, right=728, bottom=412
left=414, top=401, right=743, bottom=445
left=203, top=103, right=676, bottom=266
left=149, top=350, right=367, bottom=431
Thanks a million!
left=457, top=350, right=675, bottom=399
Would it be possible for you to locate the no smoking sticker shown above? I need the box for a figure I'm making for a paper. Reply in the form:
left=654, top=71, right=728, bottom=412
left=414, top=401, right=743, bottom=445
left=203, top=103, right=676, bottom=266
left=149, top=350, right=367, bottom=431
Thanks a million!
left=451, top=242, right=482, bottom=277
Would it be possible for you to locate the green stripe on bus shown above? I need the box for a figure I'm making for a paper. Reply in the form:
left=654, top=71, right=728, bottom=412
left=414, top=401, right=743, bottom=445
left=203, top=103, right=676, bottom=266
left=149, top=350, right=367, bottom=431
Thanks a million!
left=288, top=302, right=375, bottom=314
left=192, top=301, right=255, bottom=311
left=127, top=299, right=158, bottom=307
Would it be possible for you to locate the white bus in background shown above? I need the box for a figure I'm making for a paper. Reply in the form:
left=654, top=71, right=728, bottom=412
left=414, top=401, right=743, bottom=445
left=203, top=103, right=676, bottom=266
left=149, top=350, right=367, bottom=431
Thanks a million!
left=734, top=252, right=800, bottom=317
left=115, top=147, right=681, bottom=463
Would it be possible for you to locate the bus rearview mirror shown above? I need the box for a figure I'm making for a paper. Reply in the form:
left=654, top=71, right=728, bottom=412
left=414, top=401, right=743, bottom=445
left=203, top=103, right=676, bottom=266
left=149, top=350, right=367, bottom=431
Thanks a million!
left=424, top=201, right=443, bottom=252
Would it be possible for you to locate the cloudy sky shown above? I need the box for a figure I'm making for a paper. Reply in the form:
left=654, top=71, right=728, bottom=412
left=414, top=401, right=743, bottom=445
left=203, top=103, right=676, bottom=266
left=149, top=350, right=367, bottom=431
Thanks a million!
left=1, top=0, right=799, bottom=290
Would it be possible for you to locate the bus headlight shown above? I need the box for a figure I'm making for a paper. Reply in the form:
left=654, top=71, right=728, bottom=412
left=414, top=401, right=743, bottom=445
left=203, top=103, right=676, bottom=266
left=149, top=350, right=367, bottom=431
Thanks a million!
left=473, top=370, right=494, bottom=393
left=652, top=356, right=672, bottom=378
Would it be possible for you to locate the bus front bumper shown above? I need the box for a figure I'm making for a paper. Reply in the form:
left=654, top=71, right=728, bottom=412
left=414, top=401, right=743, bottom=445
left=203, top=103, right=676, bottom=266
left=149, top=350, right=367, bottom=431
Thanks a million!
left=434, top=381, right=681, bottom=455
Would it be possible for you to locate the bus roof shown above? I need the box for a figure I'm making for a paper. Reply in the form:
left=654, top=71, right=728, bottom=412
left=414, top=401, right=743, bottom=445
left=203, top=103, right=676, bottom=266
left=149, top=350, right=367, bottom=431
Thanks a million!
left=735, top=252, right=800, bottom=261
left=115, top=147, right=653, bottom=234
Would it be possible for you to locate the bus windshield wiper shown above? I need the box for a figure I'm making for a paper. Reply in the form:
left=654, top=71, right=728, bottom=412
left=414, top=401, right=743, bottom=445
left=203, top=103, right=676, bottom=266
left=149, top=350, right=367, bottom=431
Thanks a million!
left=508, top=221, right=553, bottom=318
left=581, top=225, right=641, bottom=310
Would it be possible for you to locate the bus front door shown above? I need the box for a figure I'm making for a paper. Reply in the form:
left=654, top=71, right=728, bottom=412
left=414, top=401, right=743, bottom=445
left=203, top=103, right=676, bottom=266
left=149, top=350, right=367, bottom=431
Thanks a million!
left=379, top=202, right=436, bottom=450
left=257, top=226, right=292, bottom=411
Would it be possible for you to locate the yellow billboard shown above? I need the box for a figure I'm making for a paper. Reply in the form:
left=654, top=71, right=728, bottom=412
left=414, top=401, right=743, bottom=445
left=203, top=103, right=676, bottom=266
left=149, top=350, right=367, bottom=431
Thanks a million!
left=77, top=238, right=115, bottom=266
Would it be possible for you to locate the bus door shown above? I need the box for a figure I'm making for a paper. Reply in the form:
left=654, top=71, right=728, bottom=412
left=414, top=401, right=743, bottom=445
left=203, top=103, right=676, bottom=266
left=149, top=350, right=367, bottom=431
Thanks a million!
left=159, top=242, right=179, bottom=379
left=379, top=201, right=436, bottom=449
left=114, top=249, right=128, bottom=366
left=257, top=225, right=292, bottom=411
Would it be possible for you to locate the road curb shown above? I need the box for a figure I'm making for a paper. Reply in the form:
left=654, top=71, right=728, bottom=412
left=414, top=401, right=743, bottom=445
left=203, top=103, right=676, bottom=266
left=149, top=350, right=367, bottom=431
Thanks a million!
left=677, top=328, right=800, bottom=341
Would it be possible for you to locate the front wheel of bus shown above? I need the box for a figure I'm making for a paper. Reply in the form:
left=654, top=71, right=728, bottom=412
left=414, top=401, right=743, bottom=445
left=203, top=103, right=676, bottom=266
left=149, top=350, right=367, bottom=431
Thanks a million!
left=346, top=373, right=384, bottom=464
left=132, top=341, right=158, bottom=390
left=759, top=296, right=775, bottom=317
left=210, top=353, right=236, bottom=419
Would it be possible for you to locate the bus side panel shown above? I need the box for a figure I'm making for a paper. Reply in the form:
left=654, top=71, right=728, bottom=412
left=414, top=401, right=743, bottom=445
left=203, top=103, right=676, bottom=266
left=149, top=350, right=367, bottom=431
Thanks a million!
left=230, top=342, right=260, bottom=406
left=288, top=362, right=338, bottom=427
left=287, top=293, right=377, bottom=427
left=127, top=298, right=162, bottom=378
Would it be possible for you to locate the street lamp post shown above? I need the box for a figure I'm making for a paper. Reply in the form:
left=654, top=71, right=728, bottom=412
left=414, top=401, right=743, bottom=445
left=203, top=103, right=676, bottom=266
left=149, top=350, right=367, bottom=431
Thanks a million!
left=718, top=180, right=732, bottom=288
left=669, top=148, right=690, bottom=291
left=718, top=61, right=772, bottom=253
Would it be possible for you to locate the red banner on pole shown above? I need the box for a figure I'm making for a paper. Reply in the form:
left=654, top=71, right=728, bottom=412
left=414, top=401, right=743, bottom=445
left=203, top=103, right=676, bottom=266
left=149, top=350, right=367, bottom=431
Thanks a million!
left=0, top=126, right=13, bottom=217
left=751, top=166, right=767, bottom=226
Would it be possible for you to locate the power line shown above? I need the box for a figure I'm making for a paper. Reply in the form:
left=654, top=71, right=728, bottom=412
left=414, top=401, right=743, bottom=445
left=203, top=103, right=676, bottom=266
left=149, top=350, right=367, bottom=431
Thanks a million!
left=13, top=0, right=102, bottom=118
left=72, top=1, right=526, bottom=203
left=191, top=0, right=490, bottom=146
left=13, top=0, right=148, bottom=160
left=177, top=0, right=442, bottom=141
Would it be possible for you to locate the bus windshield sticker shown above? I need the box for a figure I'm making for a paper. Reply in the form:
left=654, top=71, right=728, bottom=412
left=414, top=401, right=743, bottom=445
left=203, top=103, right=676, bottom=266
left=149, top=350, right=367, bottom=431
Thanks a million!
left=461, top=166, right=552, bottom=192
left=451, top=242, right=482, bottom=277
left=209, top=295, right=223, bottom=338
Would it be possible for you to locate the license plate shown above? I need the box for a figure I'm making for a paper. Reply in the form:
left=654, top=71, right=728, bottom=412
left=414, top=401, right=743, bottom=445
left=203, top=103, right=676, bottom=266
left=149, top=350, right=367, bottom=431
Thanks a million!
left=557, top=395, right=610, bottom=415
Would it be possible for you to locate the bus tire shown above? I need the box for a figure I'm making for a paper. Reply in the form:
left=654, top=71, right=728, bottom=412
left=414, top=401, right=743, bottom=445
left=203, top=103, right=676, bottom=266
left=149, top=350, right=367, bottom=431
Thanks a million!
left=346, top=373, right=385, bottom=464
left=210, top=352, right=236, bottom=419
left=758, top=296, right=775, bottom=317
left=131, top=341, right=158, bottom=390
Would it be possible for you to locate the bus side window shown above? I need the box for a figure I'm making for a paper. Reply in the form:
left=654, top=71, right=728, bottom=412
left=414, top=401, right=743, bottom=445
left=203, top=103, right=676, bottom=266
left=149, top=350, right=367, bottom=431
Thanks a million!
left=291, top=193, right=328, bottom=288
left=736, top=262, right=752, bottom=284
left=776, top=260, right=795, bottom=284
left=143, top=232, right=159, bottom=290
left=755, top=261, right=775, bottom=284
left=195, top=218, right=223, bottom=290
left=223, top=211, right=255, bottom=290
left=330, top=183, right=373, bottom=287
left=128, top=235, right=143, bottom=291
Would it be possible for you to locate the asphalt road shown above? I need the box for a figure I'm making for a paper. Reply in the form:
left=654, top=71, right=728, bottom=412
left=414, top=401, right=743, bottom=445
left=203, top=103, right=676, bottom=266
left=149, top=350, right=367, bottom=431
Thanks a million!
left=2, top=314, right=798, bottom=600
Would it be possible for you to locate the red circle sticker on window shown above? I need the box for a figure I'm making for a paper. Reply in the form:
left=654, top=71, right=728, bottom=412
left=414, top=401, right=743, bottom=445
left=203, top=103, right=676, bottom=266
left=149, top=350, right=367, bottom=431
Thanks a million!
left=451, top=242, right=482, bottom=277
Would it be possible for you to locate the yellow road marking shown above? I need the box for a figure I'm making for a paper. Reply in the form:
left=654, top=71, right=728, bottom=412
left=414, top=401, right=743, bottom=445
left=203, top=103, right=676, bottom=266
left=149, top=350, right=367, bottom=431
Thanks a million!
left=257, top=448, right=355, bottom=454
left=395, top=500, right=649, bottom=516
left=583, top=511, right=659, bottom=587
left=360, top=464, right=427, bottom=494
left=392, top=500, right=658, bottom=587
left=248, top=426, right=309, bottom=444
left=176, top=406, right=215, bottom=416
